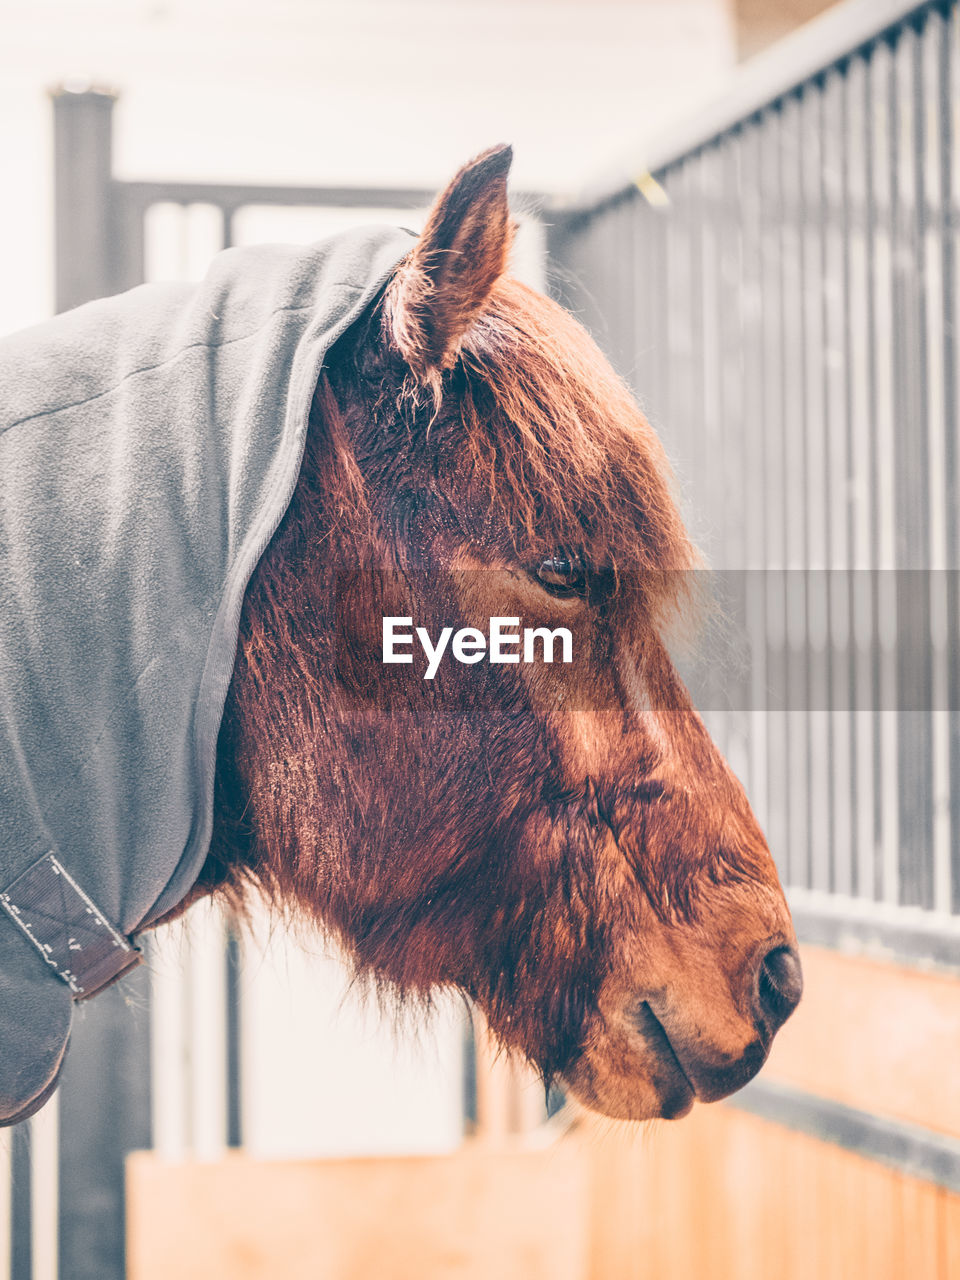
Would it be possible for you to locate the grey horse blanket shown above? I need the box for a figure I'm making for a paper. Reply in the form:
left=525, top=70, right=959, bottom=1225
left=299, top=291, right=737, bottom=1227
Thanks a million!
left=0, top=223, right=415, bottom=1123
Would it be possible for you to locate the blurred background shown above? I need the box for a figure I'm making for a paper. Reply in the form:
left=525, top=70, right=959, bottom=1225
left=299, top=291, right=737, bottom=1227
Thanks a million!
left=2, top=0, right=959, bottom=1278
left=0, top=0, right=840, bottom=332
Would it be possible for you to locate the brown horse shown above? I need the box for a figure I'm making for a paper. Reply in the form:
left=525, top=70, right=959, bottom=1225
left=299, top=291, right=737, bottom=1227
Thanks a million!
left=187, top=145, right=801, bottom=1121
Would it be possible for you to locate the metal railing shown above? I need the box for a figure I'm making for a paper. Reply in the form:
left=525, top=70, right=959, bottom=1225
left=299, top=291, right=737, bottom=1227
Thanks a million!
left=50, top=85, right=544, bottom=314
left=547, top=0, right=960, bottom=962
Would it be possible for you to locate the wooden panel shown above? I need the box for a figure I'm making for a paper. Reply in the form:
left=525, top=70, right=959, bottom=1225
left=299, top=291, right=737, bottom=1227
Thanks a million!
left=127, top=1143, right=588, bottom=1280
left=0, top=1136, right=9, bottom=1280
left=945, top=1191, right=960, bottom=1278
left=894, top=1176, right=944, bottom=1279
left=762, top=946, right=960, bottom=1139
left=576, top=1103, right=960, bottom=1280
left=128, top=1107, right=960, bottom=1280
left=734, top=0, right=838, bottom=59
left=128, top=947, right=960, bottom=1280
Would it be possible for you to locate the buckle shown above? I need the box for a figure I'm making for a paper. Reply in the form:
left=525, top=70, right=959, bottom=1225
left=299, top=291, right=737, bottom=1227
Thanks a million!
left=0, top=852, right=142, bottom=1000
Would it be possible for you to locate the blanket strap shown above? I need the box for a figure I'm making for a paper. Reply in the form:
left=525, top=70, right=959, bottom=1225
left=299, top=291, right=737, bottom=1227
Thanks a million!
left=0, top=852, right=142, bottom=1000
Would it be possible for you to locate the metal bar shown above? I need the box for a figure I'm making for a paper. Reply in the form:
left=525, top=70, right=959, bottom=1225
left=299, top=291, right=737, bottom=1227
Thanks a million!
left=122, top=179, right=546, bottom=215
left=687, top=154, right=709, bottom=557
left=846, top=53, right=877, bottom=903
left=919, top=9, right=954, bottom=916
left=717, top=134, right=751, bottom=780
left=870, top=35, right=902, bottom=907
left=729, top=1077, right=960, bottom=1191
left=760, top=107, right=790, bottom=879
left=718, top=133, right=746, bottom=573
left=57, top=972, right=151, bottom=1280
left=893, top=22, right=935, bottom=909
left=789, top=887, right=960, bottom=966
left=570, top=191, right=960, bottom=235
left=225, top=929, right=243, bottom=1149
left=51, top=86, right=117, bottom=312
left=826, top=62, right=855, bottom=900
left=643, top=199, right=668, bottom=426
left=801, top=78, right=831, bottom=898
left=566, top=0, right=942, bottom=216
left=462, top=1011, right=478, bottom=1135
left=780, top=91, right=811, bottom=891
left=739, top=119, right=770, bottom=834
left=586, top=219, right=611, bottom=354
left=946, top=0, right=960, bottom=914
left=856, top=48, right=883, bottom=906
left=698, top=143, right=722, bottom=572
left=543, top=215, right=577, bottom=308
left=636, top=199, right=654, bottom=409
left=632, top=198, right=651, bottom=411
left=553, top=218, right=607, bottom=352
left=0, top=1136, right=9, bottom=1280
left=698, top=142, right=730, bottom=752
left=10, top=1126, right=29, bottom=1280
left=612, top=197, right=635, bottom=382
left=109, top=185, right=145, bottom=297
left=661, top=159, right=694, bottom=513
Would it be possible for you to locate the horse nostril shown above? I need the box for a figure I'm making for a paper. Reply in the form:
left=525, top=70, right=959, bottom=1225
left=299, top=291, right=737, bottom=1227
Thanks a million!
left=755, top=944, right=803, bottom=1033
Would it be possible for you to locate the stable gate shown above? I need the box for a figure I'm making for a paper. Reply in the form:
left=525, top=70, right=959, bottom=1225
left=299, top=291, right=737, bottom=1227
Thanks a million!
left=547, top=0, right=960, bottom=1273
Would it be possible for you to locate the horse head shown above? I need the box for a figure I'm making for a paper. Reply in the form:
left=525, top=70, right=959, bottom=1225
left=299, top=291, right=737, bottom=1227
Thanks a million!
left=206, top=146, right=801, bottom=1121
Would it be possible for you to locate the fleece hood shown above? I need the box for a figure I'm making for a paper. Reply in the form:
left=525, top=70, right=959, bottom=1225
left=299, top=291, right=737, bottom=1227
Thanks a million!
left=0, top=223, right=415, bottom=1123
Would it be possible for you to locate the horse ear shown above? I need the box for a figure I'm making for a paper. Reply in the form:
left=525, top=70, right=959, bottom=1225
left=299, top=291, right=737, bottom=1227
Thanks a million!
left=386, top=144, right=514, bottom=379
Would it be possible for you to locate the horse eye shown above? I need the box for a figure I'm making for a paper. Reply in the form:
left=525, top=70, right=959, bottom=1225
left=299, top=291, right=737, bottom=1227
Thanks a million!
left=536, top=553, right=585, bottom=594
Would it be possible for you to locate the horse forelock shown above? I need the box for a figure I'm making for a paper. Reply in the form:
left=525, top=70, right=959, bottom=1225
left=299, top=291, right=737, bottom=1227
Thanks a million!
left=424, top=277, right=697, bottom=620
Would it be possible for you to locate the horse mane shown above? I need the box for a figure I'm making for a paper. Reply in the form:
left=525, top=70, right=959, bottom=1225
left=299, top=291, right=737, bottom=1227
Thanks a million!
left=453, top=277, right=697, bottom=615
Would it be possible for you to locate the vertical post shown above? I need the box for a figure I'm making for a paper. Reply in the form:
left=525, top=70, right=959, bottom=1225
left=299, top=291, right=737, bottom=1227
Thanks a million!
left=943, top=1, right=960, bottom=916
left=0, top=1136, right=10, bottom=1280
left=50, top=89, right=151, bottom=1280
left=10, top=1126, right=31, bottom=1280
left=57, top=972, right=151, bottom=1280
left=225, top=927, right=243, bottom=1149
left=50, top=85, right=126, bottom=312
left=461, top=1009, right=478, bottom=1138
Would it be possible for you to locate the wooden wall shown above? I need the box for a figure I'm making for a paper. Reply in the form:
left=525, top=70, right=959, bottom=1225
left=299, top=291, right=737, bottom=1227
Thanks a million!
left=577, top=1104, right=960, bottom=1280
left=127, top=946, right=960, bottom=1279
left=127, top=1144, right=589, bottom=1280
left=733, top=0, right=841, bottom=59
left=577, top=943, right=960, bottom=1279
left=762, top=945, right=960, bottom=1139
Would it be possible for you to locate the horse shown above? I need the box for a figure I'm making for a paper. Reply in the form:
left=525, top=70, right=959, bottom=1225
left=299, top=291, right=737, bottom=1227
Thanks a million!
left=0, top=144, right=799, bottom=1125
left=185, top=144, right=801, bottom=1121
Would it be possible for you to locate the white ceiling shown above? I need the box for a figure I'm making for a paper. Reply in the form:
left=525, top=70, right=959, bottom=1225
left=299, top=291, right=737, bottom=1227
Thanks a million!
left=0, top=0, right=737, bottom=329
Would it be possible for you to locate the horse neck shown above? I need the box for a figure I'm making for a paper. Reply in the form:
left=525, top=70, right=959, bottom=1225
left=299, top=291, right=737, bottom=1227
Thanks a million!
left=196, top=362, right=382, bottom=921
